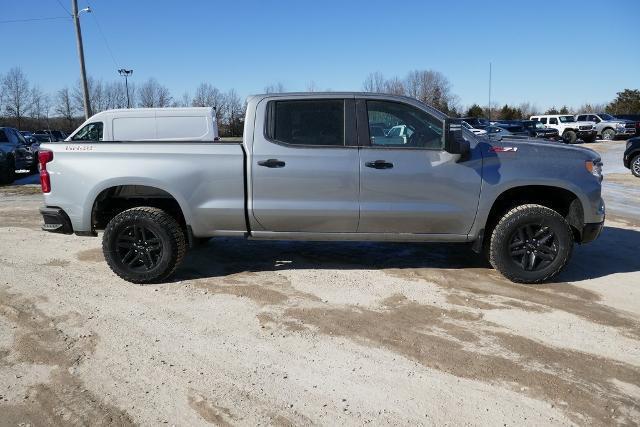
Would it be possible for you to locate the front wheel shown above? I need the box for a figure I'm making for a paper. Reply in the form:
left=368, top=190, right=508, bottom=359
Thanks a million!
left=601, top=128, right=615, bottom=141
left=489, top=204, right=573, bottom=284
left=562, top=130, right=577, bottom=144
left=631, top=154, right=640, bottom=178
left=103, top=207, right=187, bottom=284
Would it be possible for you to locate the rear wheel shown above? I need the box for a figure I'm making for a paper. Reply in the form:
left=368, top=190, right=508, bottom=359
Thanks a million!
left=601, top=128, right=615, bottom=140
left=562, top=130, right=577, bottom=144
left=103, top=207, right=186, bottom=284
left=489, top=204, right=573, bottom=283
left=631, top=154, right=640, bottom=178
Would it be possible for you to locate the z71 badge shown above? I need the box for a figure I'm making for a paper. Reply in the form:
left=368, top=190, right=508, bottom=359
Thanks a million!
left=489, top=146, right=518, bottom=153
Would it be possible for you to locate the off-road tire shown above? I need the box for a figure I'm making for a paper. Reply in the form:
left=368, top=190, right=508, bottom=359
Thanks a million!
left=489, top=204, right=573, bottom=284
left=631, top=154, right=640, bottom=178
left=0, top=158, right=16, bottom=185
left=601, top=128, right=615, bottom=141
left=562, top=130, right=577, bottom=144
left=103, top=207, right=186, bottom=284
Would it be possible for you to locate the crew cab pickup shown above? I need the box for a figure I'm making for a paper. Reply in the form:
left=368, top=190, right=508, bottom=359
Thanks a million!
left=38, top=93, right=605, bottom=284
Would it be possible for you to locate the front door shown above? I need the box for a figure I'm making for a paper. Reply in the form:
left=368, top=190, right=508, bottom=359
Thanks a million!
left=250, top=97, right=360, bottom=232
left=357, top=99, right=482, bottom=235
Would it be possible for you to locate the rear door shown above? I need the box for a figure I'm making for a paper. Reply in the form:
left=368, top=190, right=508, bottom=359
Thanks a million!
left=250, top=96, right=360, bottom=232
left=357, top=98, right=482, bottom=235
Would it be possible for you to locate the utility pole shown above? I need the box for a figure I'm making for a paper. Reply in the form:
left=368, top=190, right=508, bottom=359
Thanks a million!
left=118, top=69, right=133, bottom=108
left=488, top=62, right=492, bottom=121
left=72, top=0, right=92, bottom=119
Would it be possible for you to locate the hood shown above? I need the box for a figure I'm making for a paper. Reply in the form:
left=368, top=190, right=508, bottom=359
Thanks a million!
left=574, top=120, right=596, bottom=126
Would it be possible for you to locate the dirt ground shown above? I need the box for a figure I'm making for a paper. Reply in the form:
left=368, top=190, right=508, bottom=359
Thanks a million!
left=1, top=140, right=639, bottom=426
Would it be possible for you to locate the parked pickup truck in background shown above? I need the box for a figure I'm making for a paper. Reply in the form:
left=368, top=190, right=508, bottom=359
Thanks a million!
left=575, top=112, right=636, bottom=140
left=38, top=93, right=605, bottom=284
left=530, top=114, right=597, bottom=144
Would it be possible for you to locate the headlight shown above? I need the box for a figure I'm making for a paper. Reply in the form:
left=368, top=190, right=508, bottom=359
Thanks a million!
left=585, top=160, right=603, bottom=180
left=616, top=123, right=626, bottom=129
left=0, top=151, right=5, bottom=159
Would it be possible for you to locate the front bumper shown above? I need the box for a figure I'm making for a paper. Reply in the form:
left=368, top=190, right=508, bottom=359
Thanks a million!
left=40, top=206, right=73, bottom=234
left=577, top=130, right=597, bottom=138
left=580, top=220, right=604, bottom=244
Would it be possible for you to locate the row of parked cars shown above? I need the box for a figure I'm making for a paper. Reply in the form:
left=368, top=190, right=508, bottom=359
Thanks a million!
left=0, top=128, right=68, bottom=184
left=462, top=113, right=640, bottom=144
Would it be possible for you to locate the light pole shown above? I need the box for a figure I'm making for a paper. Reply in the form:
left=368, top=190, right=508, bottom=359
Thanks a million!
left=72, top=1, right=92, bottom=119
left=118, top=69, right=133, bottom=108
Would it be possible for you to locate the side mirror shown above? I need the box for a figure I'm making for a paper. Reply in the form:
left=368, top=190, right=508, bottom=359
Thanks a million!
left=443, top=118, right=470, bottom=162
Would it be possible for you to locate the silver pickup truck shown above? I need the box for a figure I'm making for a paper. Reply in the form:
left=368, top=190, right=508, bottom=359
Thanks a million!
left=38, top=93, right=605, bottom=284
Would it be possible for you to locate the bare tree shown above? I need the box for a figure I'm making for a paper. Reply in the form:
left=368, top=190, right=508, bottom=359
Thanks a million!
left=73, top=77, right=108, bottom=114
left=264, top=82, right=286, bottom=94
left=137, top=78, right=173, bottom=108
left=103, top=81, right=128, bottom=109
left=221, top=89, right=244, bottom=136
left=362, top=72, right=386, bottom=92
left=1, top=67, right=31, bottom=129
left=55, top=87, right=77, bottom=131
left=306, top=81, right=319, bottom=92
left=192, top=82, right=224, bottom=126
left=516, top=102, right=539, bottom=118
left=30, top=86, right=50, bottom=120
left=577, top=102, right=606, bottom=113
left=384, top=77, right=405, bottom=96
left=180, top=92, right=192, bottom=107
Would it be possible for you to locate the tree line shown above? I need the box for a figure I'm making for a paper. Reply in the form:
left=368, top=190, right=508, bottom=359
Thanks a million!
left=2, top=65, right=639, bottom=136
left=0, top=67, right=246, bottom=136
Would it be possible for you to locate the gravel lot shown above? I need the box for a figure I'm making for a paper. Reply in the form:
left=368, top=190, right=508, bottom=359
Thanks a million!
left=1, top=140, right=639, bottom=425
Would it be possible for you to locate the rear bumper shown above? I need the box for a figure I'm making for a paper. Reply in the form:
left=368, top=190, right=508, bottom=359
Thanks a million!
left=40, top=206, right=73, bottom=234
left=580, top=220, right=604, bottom=244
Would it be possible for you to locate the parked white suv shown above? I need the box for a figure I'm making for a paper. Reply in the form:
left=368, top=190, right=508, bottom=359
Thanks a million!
left=530, top=115, right=596, bottom=144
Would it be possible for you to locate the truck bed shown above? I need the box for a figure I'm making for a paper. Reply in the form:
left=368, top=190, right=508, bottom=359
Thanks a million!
left=41, top=141, right=247, bottom=236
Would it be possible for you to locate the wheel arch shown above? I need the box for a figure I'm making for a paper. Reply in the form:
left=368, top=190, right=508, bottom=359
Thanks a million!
left=478, top=185, right=584, bottom=250
left=89, top=182, right=192, bottom=234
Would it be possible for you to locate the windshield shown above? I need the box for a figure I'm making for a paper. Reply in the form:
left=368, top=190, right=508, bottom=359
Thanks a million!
left=535, top=122, right=546, bottom=129
left=598, top=113, right=615, bottom=121
left=558, top=116, right=575, bottom=123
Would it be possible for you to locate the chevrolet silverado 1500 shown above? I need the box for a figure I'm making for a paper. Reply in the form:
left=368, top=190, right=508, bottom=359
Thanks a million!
left=38, top=93, right=605, bottom=284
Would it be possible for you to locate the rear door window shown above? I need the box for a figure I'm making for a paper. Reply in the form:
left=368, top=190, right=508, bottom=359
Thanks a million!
left=266, top=100, right=345, bottom=146
left=549, top=118, right=558, bottom=125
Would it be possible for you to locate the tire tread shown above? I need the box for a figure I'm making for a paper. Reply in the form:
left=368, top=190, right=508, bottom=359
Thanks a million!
left=489, top=204, right=573, bottom=284
left=102, top=206, right=186, bottom=284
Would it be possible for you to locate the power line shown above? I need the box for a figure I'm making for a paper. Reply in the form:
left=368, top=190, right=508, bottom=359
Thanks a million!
left=54, top=0, right=72, bottom=16
left=85, top=0, right=119, bottom=68
left=0, top=16, right=70, bottom=24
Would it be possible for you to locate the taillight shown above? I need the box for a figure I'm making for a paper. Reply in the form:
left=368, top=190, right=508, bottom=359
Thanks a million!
left=39, top=150, right=54, bottom=193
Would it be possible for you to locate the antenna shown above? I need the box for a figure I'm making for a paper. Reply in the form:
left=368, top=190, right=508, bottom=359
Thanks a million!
left=488, top=62, right=492, bottom=121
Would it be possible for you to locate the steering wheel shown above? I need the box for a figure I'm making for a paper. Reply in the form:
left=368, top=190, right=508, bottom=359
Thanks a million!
left=407, top=127, right=433, bottom=148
